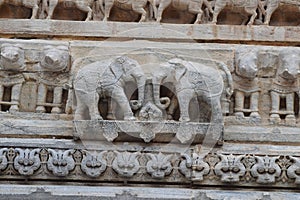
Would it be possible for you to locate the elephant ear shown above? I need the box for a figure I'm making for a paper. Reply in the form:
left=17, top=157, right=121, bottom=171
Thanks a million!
left=175, top=64, right=187, bottom=81
left=109, top=61, right=124, bottom=80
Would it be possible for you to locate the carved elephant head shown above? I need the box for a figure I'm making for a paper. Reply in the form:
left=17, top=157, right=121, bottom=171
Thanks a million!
left=0, top=43, right=25, bottom=71
left=235, top=47, right=258, bottom=79
left=277, top=48, right=300, bottom=81
left=40, top=45, right=69, bottom=72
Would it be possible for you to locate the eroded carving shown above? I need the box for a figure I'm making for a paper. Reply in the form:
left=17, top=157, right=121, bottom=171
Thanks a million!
left=270, top=49, right=300, bottom=125
left=212, top=0, right=264, bottom=25
left=214, top=154, right=246, bottom=183
left=251, top=156, right=281, bottom=184
left=81, top=150, right=107, bottom=178
left=191, top=153, right=210, bottom=181
left=0, top=0, right=42, bottom=19
left=101, top=0, right=154, bottom=22
left=287, top=156, right=300, bottom=184
left=0, top=148, right=8, bottom=171
left=73, top=56, right=145, bottom=120
left=233, top=47, right=261, bottom=122
left=0, top=43, right=25, bottom=112
left=112, top=151, right=141, bottom=178
left=47, top=149, right=75, bottom=176
left=36, top=45, right=70, bottom=114
left=153, top=0, right=213, bottom=24
left=146, top=152, right=173, bottom=179
left=13, top=148, right=41, bottom=176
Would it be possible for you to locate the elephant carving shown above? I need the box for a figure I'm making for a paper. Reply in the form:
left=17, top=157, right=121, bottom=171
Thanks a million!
left=263, top=0, right=300, bottom=25
left=0, top=43, right=25, bottom=112
left=101, top=0, right=155, bottom=22
left=233, top=47, right=261, bottom=121
left=0, top=0, right=42, bottom=19
left=152, top=58, right=233, bottom=125
left=73, top=56, right=146, bottom=120
left=269, top=48, right=300, bottom=125
left=212, top=0, right=264, bottom=25
left=36, top=45, right=70, bottom=114
left=153, top=0, right=213, bottom=24
left=42, top=0, right=100, bottom=20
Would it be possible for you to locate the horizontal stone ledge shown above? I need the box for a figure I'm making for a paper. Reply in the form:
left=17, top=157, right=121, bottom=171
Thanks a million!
left=0, top=19, right=300, bottom=43
left=0, top=184, right=298, bottom=200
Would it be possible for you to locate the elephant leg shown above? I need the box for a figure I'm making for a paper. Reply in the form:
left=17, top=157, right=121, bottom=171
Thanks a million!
left=132, top=6, right=147, bottom=22
left=46, top=0, right=58, bottom=19
left=286, top=93, right=295, bottom=120
left=51, top=86, right=63, bottom=114
left=74, top=93, right=90, bottom=120
left=111, top=87, right=135, bottom=120
left=270, top=91, right=280, bottom=123
left=103, top=1, right=114, bottom=21
left=10, top=83, right=22, bottom=112
left=264, top=6, right=277, bottom=25
left=89, top=92, right=102, bottom=120
left=77, top=4, right=93, bottom=21
left=234, top=90, right=244, bottom=118
left=245, top=8, right=257, bottom=25
left=250, top=92, right=260, bottom=119
left=36, top=83, right=47, bottom=113
left=167, top=95, right=178, bottom=120
left=107, top=97, right=117, bottom=120
left=0, top=85, right=3, bottom=111
left=211, top=5, right=224, bottom=24
left=177, top=89, right=194, bottom=122
left=156, top=0, right=171, bottom=23
left=30, top=4, right=39, bottom=19
left=188, top=5, right=203, bottom=24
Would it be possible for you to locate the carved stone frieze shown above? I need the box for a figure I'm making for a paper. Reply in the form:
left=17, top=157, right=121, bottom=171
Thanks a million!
left=47, top=149, right=75, bottom=177
left=13, top=148, right=41, bottom=176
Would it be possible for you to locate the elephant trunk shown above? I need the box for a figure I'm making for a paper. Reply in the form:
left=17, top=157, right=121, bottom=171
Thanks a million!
left=152, top=76, right=169, bottom=110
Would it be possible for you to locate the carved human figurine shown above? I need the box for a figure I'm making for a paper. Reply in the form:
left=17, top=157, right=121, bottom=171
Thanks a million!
left=269, top=49, right=300, bottom=125
left=36, top=45, right=70, bottom=114
left=233, top=47, right=261, bottom=121
left=0, top=0, right=42, bottom=19
left=153, top=0, right=213, bottom=24
left=73, top=56, right=145, bottom=120
left=0, top=43, right=25, bottom=112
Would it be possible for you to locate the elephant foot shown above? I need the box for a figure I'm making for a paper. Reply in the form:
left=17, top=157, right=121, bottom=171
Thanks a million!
left=106, top=113, right=116, bottom=120
left=36, top=106, right=46, bottom=113
left=179, top=116, right=190, bottom=122
left=285, top=115, right=296, bottom=126
left=269, top=114, right=281, bottom=124
left=51, top=107, right=62, bottom=114
left=124, top=115, right=136, bottom=121
left=91, top=115, right=103, bottom=120
left=9, top=105, right=19, bottom=113
left=234, top=111, right=244, bottom=119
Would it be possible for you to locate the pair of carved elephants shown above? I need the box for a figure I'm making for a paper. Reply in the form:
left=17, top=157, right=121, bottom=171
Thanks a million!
left=73, top=56, right=145, bottom=120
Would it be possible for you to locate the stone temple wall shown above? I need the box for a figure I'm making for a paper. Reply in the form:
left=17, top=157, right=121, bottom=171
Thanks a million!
left=0, top=1, right=300, bottom=199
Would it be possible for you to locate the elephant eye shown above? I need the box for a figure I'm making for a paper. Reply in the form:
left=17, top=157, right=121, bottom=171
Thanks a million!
left=257, top=167, right=265, bottom=174
left=232, top=167, right=240, bottom=173
left=268, top=168, right=276, bottom=174
left=221, top=167, right=229, bottom=173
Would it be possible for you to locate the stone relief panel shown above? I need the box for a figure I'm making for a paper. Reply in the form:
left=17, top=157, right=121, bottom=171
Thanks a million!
left=0, top=147, right=299, bottom=187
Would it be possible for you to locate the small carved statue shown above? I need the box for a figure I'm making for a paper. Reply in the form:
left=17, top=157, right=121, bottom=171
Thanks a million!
left=233, top=47, right=261, bottom=121
left=250, top=156, right=281, bottom=184
left=269, top=49, right=300, bottom=125
left=47, top=149, right=75, bottom=177
left=101, top=0, right=155, bottom=22
left=14, top=148, right=41, bottom=176
left=0, top=43, right=25, bottom=112
left=36, top=45, right=70, bottom=114
left=214, top=154, right=246, bottom=183
left=212, top=0, right=264, bottom=25
left=153, top=0, right=213, bottom=24
left=0, top=0, right=42, bottom=19
left=146, top=153, right=173, bottom=179
left=152, top=58, right=233, bottom=125
left=263, top=0, right=300, bottom=25
left=112, top=151, right=141, bottom=178
left=73, top=56, right=145, bottom=120
left=43, top=0, right=99, bottom=21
